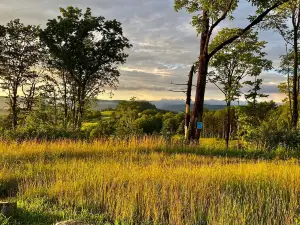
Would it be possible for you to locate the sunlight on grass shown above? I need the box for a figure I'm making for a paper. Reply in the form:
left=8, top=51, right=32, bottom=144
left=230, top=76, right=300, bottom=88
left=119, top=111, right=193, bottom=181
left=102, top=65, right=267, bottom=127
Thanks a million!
left=0, top=138, right=300, bottom=224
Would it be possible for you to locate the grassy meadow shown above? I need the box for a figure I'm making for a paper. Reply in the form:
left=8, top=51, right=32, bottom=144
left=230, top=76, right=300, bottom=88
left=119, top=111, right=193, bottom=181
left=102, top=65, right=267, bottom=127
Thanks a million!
left=1, top=137, right=300, bottom=225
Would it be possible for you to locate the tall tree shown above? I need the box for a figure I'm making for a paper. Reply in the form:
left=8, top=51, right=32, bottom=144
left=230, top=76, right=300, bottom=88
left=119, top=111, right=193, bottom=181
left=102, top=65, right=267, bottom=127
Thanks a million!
left=209, top=29, right=272, bottom=149
left=40, top=7, right=132, bottom=129
left=277, top=47, right=294, bottom=120
left=0, top=19, right=42, bottom=129
left=174, top=0, right=289, bottom=143
left=259, top=0, right=300, bottom=128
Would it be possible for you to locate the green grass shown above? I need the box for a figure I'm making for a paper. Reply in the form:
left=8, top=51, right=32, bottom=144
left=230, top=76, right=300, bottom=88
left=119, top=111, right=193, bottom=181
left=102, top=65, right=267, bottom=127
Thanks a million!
left=81, top=122, right=98, bottom=131
left=101, top=111, right=114, bottom=120
left=1, top=138, right=300, bottom=224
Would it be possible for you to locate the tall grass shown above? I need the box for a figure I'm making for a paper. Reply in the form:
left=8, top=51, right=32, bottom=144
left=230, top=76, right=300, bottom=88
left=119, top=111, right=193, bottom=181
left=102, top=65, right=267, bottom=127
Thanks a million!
left=1, top=137, right=300, bottom=224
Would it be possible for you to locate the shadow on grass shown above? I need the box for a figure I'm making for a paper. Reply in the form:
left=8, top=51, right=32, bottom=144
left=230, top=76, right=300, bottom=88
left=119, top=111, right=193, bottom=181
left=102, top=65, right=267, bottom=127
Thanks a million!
left=153, top=145, right=300, bottom=161
left=10, top=208, right=61, bottom=225
left=2, top=143, right=299, bottom=166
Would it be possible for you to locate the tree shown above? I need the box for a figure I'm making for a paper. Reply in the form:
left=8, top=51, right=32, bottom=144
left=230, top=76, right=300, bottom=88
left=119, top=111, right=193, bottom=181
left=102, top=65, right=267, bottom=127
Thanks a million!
left=244, top=78, right=268, bottom=107
left=0, top=19, right=42, bottom=129
left=209, top=29, right=272, bottom=148
left=277, top=50, right=297, bottom=122
left=135, top=115, right=161, bottom=134
left=237, top=101, right=278, bottom=144
left=40, top=6, right=132, bottom=129
left=258, top=0, right=300, bottom=128
left=43, top=63, right=74, bottom=129
left=174, top=0, right=289, bottom=143
left=116, top=99, right=157, bottom=113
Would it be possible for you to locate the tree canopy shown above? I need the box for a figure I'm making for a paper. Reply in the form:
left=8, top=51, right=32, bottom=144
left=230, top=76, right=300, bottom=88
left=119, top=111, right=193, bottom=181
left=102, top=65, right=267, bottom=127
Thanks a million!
left=40, top=6, right=132, bottom=128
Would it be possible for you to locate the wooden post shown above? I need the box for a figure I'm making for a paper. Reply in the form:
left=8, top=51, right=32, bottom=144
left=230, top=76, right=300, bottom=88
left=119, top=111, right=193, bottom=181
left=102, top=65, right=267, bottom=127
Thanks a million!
left=185, top=65, right=195, bottom=141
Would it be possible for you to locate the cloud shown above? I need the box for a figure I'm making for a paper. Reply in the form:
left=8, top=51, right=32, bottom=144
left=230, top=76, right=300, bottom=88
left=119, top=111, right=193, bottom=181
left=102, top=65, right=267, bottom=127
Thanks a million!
left=0, top=0, right=288, bottom=102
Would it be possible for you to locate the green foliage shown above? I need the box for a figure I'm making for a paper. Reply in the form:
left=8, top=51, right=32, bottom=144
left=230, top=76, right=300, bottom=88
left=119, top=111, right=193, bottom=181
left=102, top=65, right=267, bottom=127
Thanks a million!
left=244, top=78, right=269, bottom=104
left=40, top=6, right=132, bottom=128
left=236, top=101, right=293, bottom=148
left=203, top=109, right=227, bottom=138
left=116, top=99, right=157, bottom=113
left=174, top=0, right=238, bottom=34
left=135, top=115, right=162, bottom=134
left=0, top=19, right=43, bottom=129
left=161, top=112, right=185, bottom=136
left=0, top=214, right=9, bottom=225
left=209, top=29, right=272, bottom=104
left=90, top=120, right=115, bottom=138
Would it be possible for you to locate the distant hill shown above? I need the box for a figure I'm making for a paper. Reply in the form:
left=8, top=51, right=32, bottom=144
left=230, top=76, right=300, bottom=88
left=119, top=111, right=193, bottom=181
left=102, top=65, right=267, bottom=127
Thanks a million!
left=95, top=100, right=226, bottom=112
left=95, top=100, right=120, bottom=110
left=0, top=97, right=227, bottom=114
left=162, top=103, right=226, bottom=112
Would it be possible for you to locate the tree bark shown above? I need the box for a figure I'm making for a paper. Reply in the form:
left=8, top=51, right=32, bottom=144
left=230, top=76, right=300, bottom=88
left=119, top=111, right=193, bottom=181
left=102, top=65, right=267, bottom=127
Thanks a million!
left=185, top=65, right=194, bottom=141
left=190, top=11, right=209, bottom=143
left=53, top=90, right=58, bottom=128
left=75, top=85, right=86, bottom=129
left=286, top=44, right=292, bottom=123
left=226, top=102, right=231, bottom=149
left=63, top=74, right=68, bottom=129
left=11, top=85, right=18, bottom=129
left=292, top=29, right=298, bottom=128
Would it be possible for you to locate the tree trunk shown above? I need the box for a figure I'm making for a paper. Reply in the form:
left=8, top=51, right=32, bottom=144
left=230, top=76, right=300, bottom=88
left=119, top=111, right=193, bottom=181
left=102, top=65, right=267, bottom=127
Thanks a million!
left=71, top=86, right=77, bottom=129
left=63, top=77, right=68, bottom=129
left=185, top=65, right=194, bottom=141
left=11, top=86, right=18, bottom=129
left=190, top=11, right=209, bottom=143
left=288, top=63, right=293, bottom=123
left=53, top=90, right=58, bottom=128
left=75, top=86, right=85, bottom=129
left=75, top=87, right=81, bottom=129
left=226, top=102, right=231, bottom=149
left=285, top=44, right=293, bottom=123
left=253, top=76, right=257, bottom=110
left=292, top=29, right=298, bottom=128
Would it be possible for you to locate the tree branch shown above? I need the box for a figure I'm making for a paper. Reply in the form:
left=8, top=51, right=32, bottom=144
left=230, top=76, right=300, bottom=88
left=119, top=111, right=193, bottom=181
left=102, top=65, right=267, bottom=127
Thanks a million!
left=275, top=24, right=293, bottom=46
left=205, top=0, right=235, bottom=49
left=208, top=0, right=288, bottom=59
left=210, top=80, right=226, bottom=96
left=169, top=90, right=187, bottom=93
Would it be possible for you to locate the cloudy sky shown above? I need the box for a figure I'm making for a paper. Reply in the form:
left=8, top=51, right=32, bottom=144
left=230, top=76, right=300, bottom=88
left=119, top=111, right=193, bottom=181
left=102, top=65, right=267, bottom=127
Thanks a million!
left=0, top=0, right=287, bottom=103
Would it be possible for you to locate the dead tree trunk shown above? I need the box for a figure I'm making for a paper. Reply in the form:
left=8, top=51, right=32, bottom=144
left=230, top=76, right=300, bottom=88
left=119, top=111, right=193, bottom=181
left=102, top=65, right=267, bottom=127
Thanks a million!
left=185, top=65, right=194, bottom=141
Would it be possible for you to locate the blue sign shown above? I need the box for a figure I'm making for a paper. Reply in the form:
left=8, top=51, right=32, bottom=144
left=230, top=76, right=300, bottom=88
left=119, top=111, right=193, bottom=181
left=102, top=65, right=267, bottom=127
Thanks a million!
left=197, top=122, right=203, bottom=129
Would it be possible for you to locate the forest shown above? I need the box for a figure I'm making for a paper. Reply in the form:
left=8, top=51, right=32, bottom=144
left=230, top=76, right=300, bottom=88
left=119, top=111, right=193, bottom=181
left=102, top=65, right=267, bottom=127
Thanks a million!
left=1, top=0, right=300, bottom=224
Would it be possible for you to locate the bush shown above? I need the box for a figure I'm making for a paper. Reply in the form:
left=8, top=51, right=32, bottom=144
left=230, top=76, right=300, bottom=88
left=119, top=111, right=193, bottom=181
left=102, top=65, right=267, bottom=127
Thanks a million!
left=90, top=120, right=115, bottom=139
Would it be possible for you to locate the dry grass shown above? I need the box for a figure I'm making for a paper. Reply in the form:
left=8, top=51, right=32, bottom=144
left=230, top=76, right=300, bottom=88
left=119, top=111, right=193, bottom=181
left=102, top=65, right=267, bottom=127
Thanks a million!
left=1, top=138, right=300, bottom=224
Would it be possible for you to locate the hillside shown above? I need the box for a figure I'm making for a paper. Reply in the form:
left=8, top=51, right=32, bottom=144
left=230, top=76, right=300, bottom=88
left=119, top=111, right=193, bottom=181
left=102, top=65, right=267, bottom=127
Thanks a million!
left=0, top=97, right=226, bottom=114
left=96, top=99, right=226, bottom=112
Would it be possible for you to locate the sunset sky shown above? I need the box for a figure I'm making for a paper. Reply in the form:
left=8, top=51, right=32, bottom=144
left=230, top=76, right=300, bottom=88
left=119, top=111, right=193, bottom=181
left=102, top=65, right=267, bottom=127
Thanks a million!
left=0, top=0, right=287, bottom=103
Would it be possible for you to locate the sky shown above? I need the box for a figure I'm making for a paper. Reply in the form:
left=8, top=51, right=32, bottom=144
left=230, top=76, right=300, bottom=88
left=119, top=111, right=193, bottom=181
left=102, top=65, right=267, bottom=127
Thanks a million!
left=0, top=0, right=288, bottom=103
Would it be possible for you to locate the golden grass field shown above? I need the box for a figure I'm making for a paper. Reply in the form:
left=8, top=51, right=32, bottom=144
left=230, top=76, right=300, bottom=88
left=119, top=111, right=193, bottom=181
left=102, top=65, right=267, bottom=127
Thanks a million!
left=1, top=137, right=300, bottom=225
